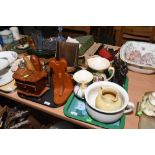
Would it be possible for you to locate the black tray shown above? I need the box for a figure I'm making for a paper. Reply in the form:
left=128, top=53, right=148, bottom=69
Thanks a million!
left=18, top=80, right=57, bottom=108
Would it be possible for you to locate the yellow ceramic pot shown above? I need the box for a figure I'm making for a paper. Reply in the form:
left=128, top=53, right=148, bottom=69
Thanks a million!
left=95, top=87, right=123, bottom=111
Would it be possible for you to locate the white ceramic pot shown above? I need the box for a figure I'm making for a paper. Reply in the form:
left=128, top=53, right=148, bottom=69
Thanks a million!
left=85, top=81, right=134, bottom=123
left=73, top=69, right=93, bottom=99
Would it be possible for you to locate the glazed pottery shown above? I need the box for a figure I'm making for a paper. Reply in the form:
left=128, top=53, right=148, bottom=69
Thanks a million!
left=95, top=87, right=123, bottom=111
left=140, top=92, right=155, bottom=117
left=0, top=51, right=18, bottom=71
left=73, top=69, right=93, bottom=99
left=0, top=80, right=16, bottom=92
left=120, top=41, right=155, bottom=74
left=149, top=92, right=155, bottom=105
left=0, top=68, right=14, bottom=86
left=9, top=27, right=20, bottom=41
left=87, top=55, right=115, bottom=81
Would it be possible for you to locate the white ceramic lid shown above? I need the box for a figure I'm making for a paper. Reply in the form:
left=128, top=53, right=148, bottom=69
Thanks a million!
left=0, top=29, right=12, bottom=36
left=73, top=69, right=93, bottom=84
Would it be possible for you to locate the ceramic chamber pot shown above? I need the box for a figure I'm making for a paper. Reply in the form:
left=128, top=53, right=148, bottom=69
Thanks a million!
left=85, top=81, right=134, bottom=123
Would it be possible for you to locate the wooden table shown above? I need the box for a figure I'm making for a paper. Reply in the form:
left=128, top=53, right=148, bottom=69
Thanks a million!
left=0, top=70, right=155, bottom=129
left=125, top=71, right=155, bottom=128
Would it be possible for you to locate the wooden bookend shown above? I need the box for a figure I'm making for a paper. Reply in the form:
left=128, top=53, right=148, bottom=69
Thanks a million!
left=49, top=57, right=73, bottom=106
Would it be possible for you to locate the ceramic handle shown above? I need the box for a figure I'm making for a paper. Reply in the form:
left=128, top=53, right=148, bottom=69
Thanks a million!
left=124, top=102, right=135, bottom=114
left=106, top=66, right=115, bottom=81
left=80, top=81, right=86, bottom=98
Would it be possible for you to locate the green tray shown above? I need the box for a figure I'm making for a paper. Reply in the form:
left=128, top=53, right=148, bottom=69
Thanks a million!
left=63, top=77, right=128, bottom=129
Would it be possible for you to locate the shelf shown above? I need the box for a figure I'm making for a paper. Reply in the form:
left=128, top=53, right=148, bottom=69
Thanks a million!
left=0, top=90, right=100, bottom=129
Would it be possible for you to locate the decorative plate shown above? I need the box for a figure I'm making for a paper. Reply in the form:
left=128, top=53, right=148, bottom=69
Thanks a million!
left=0, top=68, right=14, bottom=86
left=0, top=51, right=18, bottom=71
left=0, top=80, right=16, bottom=92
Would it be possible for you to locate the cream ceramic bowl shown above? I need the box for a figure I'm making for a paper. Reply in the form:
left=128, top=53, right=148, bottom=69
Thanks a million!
left=87, top=55, right=111, bottom=71
left=85, top=81, right=134, bottom=123
left=87, top=55, right=115, bottom=81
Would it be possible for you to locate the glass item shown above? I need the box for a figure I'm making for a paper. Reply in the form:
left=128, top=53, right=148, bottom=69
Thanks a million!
left=0, top=44, right=2, bottom=51
left=55, top=26, right=65, bottom=41
left=30, top=30, right=56, bottom=58
left=31, top=30, right=44, bottom=49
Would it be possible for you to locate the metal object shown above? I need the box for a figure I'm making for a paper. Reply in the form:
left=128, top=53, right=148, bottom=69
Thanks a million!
left=18, top=60, right=25, bottom=69
left=10, top=110, right=29, bottom=121
left=46, top=66, right=51, bottom=88
left=9, top=120, right=29, bottom=129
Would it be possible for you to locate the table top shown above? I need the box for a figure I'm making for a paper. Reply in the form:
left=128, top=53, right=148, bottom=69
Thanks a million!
left=0, top=43, right=155, bottom=128
left=125, top=71, right=155, bottom=128
left=0, top=70, right=155, bottom=129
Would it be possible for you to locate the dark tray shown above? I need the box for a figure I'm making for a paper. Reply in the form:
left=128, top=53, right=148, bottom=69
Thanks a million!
left=17, top=80, right=57, bottom=108
left=63, top=77, right=128, bottom=129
